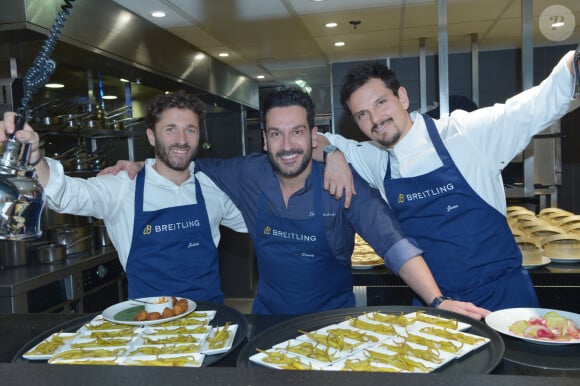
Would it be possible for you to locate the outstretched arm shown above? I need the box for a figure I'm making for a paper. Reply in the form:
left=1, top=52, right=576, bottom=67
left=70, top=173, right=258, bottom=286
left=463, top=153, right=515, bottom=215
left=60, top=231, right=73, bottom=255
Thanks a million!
left=399, top=256, right=490, bottom=320
left=316, top=134, right=356, bottom=208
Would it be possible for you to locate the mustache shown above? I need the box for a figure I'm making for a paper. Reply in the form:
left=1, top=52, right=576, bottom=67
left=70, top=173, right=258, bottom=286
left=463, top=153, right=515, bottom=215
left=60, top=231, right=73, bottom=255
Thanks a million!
left=169, top=144, right=192, bottom=151
left=371, top=118, right=393, bottom=133
left=275, top=149, right=303, bottom=157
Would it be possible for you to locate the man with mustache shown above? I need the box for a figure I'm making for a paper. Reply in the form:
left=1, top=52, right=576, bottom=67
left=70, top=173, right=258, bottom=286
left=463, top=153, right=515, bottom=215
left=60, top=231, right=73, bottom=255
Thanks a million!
left=97, top=88, right=488, bottom=317
left=316, top=50, right=579, bottom=311
left=185, top=88, right=487, bottom=317
left=0, top=90, right=247, bottom=303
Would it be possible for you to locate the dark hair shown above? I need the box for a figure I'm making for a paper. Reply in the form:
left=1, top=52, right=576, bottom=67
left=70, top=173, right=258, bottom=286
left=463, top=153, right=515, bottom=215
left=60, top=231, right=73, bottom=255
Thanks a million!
left=262, top=87, right=315, bottom=129
left=145, top=90, right=206, bottom=130
left=340, top=62, right=400, bottom=112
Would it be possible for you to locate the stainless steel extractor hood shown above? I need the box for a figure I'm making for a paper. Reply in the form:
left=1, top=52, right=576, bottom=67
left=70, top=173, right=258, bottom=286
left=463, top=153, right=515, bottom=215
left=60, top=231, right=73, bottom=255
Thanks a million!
left=0, top=0, right=259, bottom=109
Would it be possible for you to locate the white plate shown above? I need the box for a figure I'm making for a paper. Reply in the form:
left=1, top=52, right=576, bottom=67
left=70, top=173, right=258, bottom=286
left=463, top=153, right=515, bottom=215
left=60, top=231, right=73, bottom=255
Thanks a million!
left=102, top=298, right=196, bottom=326
left=201, top=324, right=238, bottom=355
left=22, top=333, right=77, bottom=360
left=249, top=350, right=326, bottom=370
left=352, top=262, right=384, bottom=270
left=545, top=256, right=580, bottom=263
left=403, top=312, right=472, bottom=331
left=523, top=256, right=551, bottom=269
left=485, top=307, right=580, bottom=345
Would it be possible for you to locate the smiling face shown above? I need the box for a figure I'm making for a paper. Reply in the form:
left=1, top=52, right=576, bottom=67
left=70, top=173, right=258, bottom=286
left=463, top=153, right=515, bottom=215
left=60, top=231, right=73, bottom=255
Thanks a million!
left=146, top=107, right=200, bottom=173
left=346, top=78, right=413, bottom=148
left=263, top=105, right=317, bottom=179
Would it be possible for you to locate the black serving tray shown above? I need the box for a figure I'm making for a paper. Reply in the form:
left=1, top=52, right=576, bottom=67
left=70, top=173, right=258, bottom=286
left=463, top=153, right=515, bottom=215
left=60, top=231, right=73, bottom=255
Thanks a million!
left=237, top=306, right=504, bottom=374
left=13, top=301, right=248, bottom=367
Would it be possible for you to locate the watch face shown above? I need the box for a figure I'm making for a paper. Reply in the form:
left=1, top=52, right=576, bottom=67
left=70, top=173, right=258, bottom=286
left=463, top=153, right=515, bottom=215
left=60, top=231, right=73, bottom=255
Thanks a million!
left=324, top=145, right=337, bottom=153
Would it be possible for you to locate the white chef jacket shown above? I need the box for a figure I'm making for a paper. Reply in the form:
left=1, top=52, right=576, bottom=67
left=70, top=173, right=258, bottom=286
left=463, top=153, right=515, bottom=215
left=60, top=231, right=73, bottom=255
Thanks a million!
left=324, top=51, right=576, bottom=216
left=44, top=158, right=248, bottom=269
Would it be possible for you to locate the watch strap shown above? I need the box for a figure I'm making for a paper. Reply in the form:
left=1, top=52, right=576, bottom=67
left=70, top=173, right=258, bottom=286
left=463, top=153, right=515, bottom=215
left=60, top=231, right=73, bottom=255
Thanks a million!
left=429, top=295, right=451, bottom=308
left=323, top=146, right=339, bottom=163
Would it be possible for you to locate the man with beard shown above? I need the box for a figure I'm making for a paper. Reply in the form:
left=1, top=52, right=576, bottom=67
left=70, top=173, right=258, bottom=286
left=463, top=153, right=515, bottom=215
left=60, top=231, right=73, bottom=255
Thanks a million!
left=184, top=88, right=487, bottom=317
left=315, top=50, right=579, bottom=311
left=0, top=90, right=247, bottom=303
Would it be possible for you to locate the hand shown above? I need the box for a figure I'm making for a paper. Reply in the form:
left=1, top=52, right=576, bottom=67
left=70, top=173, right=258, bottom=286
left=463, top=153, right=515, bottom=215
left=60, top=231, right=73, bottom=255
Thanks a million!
left=437, top=299, right=491, bottom=321
left=323, top=151, right=356, bottom=209
left=0, top=112, right=42, bottom=163
left=97, top=160, right=144, bottom=178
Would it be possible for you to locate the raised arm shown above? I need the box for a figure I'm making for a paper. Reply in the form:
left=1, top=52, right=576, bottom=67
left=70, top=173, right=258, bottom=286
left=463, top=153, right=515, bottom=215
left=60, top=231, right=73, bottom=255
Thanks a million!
left=0, top=112, right=50, bottom=186
left=316, top=133, right=356, bottom=208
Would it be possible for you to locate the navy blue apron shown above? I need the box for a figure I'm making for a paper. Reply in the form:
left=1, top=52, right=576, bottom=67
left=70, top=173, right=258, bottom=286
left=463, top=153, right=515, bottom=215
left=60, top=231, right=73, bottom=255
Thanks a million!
left=384, top=115, right=538, bottom=311
left=252, top=165, right=355, bottom=315
left=125, top=168, right=223, bottom=303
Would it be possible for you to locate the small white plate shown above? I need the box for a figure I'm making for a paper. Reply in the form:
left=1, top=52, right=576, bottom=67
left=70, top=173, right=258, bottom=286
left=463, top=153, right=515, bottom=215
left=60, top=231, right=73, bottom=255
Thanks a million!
left=119, top=353, right=205, bottom=367
left=200, top=324, right=238, bottom=355
left=523, top=256, right=551, bottom=269
left=403, top=312, right=472, bottom=332
left=22, top=333, right=77, bottom=360
left=249, top=350, right=326, bottom=370
left=101, top=298, right=196, bottom=326
left=485, top=307, right=580, bottom=345
left=271, top=338, right=344, bottom=365
left=545, top=256, right=580, bottom=264
left=351, top=262, right=384, bottom=270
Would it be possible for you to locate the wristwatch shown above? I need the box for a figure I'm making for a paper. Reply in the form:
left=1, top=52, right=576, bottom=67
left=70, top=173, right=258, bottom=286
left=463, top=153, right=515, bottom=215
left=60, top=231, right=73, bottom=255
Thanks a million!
left=323, top=145, right=339, bottom=163
left=429, top=295, right=452, bottom=308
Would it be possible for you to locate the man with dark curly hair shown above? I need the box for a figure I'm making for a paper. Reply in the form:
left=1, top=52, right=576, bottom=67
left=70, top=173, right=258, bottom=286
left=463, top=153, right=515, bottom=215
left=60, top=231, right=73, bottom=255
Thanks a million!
left=0, top=90, right=247, bottom=303
left=83, top=88, right=488, bottom=318
left=315, top=51, right=579, bottom=311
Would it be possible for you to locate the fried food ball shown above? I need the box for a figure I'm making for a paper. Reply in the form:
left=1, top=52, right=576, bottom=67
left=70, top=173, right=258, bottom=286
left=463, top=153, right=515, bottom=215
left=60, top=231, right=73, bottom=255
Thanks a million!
left=172, top=296, right=178, bottom=305
left=134, top=310, right=148, bottom=322
left=173, top=303, right=186, bottom=315
left=176, top=298, right=188, bottom=308
left=162, top=307, right=175, bottom=319
left=145, top=311, right=161, bottom=320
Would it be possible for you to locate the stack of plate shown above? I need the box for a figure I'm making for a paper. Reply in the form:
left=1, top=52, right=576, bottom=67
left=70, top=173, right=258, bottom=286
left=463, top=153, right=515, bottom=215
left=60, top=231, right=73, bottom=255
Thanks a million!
left=507, top=206, right=580, bottom=265
left=351, top=234, right=384, bottom=269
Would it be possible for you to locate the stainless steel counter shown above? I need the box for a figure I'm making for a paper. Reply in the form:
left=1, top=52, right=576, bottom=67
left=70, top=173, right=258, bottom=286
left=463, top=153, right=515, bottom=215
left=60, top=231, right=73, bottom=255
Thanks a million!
left=0, top=247, right=124, bottom=313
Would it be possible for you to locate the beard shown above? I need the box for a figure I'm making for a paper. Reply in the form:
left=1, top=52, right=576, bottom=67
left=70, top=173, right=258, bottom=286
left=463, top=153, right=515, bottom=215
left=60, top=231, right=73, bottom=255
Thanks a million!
left=371, top=118, right=402, bottom=148
left=268, top=146, right=312, bottom=178
left=155, top=141, right=196, bottom=171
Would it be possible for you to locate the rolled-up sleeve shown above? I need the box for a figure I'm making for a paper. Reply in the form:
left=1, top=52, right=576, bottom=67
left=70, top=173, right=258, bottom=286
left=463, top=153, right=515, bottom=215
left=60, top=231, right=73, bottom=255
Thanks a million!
left=346, top=169, right=424, bottom=275
left=382, top=238, right=423, bottom=275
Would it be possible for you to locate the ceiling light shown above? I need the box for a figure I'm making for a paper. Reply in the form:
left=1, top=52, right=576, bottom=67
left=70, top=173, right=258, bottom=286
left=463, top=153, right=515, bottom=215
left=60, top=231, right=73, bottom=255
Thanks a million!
left=151, top=11, right=166, bottom=18
left=311, top=0, right=325, bottom=2
left=102, top=95, right=118, bottom=100
left=45, top=83, right=64, bottom=88
left=256, top=75, right=265, bottom=79
left=325, top=22, right=337, bottom=28
left=218, top=52, right=230, bottom=57
left=334, top=41, right=345, bottom=47
left=120, top=78, right=130, bottom=83
left=551, top=20, right=565, bottom=28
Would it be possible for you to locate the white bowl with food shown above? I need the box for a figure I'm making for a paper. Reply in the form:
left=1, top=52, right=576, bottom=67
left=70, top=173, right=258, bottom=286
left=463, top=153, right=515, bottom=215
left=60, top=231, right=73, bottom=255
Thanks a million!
left=141, top=296, right=173, bottom=315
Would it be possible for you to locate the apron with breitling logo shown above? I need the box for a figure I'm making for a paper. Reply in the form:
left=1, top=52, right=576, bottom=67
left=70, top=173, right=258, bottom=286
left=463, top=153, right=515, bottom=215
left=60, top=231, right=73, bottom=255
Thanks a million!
left=126, top=168, right=223, bottom=303
left=383, top=114, right=538, bottom=311
left=252, top=165, right=355, bottom=315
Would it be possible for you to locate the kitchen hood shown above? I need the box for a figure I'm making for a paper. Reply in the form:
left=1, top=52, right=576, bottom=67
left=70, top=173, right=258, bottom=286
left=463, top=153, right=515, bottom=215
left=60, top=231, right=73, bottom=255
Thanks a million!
left=0, top=0, right=259, bottom=110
